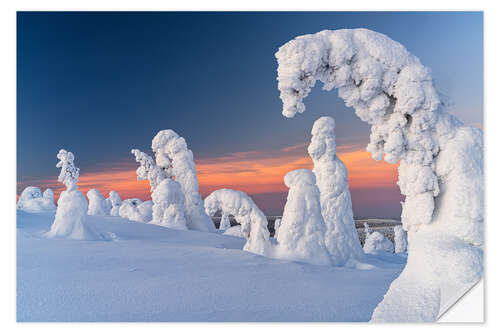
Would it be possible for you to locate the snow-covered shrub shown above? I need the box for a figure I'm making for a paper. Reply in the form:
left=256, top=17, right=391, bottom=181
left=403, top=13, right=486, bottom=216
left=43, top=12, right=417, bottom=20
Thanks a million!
left=275, top=169, right=331, bottom=266
left=204, top=189, right=271, bottom=256
left=273, top=218, right=282, bottom=238
left=363, top=231, right=394, bottom=254
left=46, top=149, right=98, bottom=240
left=17, top=186, right=56, bottom=212
left=119, top=198, right=152, bottom=223
left=87, top=189, right=110, bottom=216
left=308, top=116, right=364, bottom=265
left=276, top=28, right=483, bottom=321
left=107, top=191, right=122, bottom=216
left=152, top=130, right=215, bottom=232
left=150, top=179, right=188, bottom=230
left=394, top=225, right=408, bottom=253
left=219, top=213, right=231, bottom=230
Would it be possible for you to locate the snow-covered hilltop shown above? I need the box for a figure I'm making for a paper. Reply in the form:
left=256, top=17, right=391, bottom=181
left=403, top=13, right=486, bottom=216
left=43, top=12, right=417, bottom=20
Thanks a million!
left=276, top=28, right=483, bottom=322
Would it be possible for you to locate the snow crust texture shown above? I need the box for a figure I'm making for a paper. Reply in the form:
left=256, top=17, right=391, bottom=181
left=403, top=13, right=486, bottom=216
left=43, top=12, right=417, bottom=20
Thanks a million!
left=17, top=187, right=56, bottom=212
left=275, top=169, right=331, bottom=266
left=394, top=225, right=408, bottom=253
left=308, top=116, right=364, bottom=265
left=204, top=189, right=271, bottom=256
left=276, top=28, right=483, bottom=322
left=87, top=189, right=111, bottom=216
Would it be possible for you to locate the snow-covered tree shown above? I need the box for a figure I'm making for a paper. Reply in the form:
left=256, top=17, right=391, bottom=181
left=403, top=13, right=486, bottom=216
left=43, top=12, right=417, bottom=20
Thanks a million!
left=363, top=231, right=394, bottom=254
left=17, top=186, right=56, bottom=212
left=204, top=189, right=271, bottom=256
left=46, top=149, right=99, bottom=240
left=394, top=225, right=408, bottom=253
left=131, top=149, right=169, bottom=192
left=119, top=198, right=152, bottom=223
left=150, top=179, right=188, bottom=230
left=275, top=169, right=331, bottom=266
left=107, top=191, right=122, bottom=216
left=308, top=116, right=364, bottom=265
left=363, top=222, right=371, bottom=239
left=219, top=213, right=231, bottom=231
left=152, top=130, right=215, bottom=232
left=273, top=218, right=282, bottom=238
left=276, top=28, right=483, bottom=321
left=87, top=189, right=110, bottom=216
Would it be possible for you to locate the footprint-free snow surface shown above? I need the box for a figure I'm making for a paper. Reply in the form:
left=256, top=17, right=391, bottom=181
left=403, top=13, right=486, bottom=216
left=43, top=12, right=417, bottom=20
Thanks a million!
left=17, top=211, right=406, bottom=322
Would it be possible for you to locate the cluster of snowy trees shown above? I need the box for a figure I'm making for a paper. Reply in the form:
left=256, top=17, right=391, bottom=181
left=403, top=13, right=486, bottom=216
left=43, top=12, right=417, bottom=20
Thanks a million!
left=275, top=28, right=483, bottom=322
left=17, top=187, right=56, bottom=212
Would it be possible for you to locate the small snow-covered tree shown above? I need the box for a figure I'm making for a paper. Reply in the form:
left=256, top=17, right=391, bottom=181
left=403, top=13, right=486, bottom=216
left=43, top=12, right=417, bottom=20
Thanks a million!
left=150, top=179, right=188, bottom=230
left=363, top=222, right=371, bottom=244
left=17, top=186, right=56, bottom=212
left=219, top=213, right=231, bottom=231
left=363, top=231, right=394, bottom=254
left=275, top=169, right=331, bottom=266
left=308, top=116, right=364, bottom=265
left=107, top=191, right=122, bottom=216
left=394, top=225, right=408, bottom=254
left=273, top=218, right=282, bottom=238
left=204, top=189, right=271, bottom=256
left=153, top=130, right=215, bottom=232
left=87, top=189, right=110, bottom=216
left=119, top=198, right=152, bottom=223
left=46, top=149, right=98, bottom=240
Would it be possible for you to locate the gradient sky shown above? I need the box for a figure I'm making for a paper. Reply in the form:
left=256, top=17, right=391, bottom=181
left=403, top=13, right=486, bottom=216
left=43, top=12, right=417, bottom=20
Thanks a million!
left=17, top=12, right=483, bottom=217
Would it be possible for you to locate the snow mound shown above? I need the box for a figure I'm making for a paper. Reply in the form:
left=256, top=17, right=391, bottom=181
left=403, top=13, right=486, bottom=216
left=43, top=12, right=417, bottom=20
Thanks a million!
left=17, top=186, right=56, bottom=212
left=223, top=225, right=244, bottom=238
left=152, top=130, right=215, bottom=232
left=204, top=189, right=271, bottom=256
left=308, top=116, right=364, bottom=265
left=275, top=169, right=331, bottom=266
left=363, top=231, right=394, bottom=254
left=107, top=191, right=122, bottom=216
left=276, top=28, right=483, bottom=321
left=150, top=179, right=188, bottom=230
left=119, top=199, right=152, bottom=223
left=394, top=225, right=407, bottom=253
left=87, top=189, right=110, bottom=216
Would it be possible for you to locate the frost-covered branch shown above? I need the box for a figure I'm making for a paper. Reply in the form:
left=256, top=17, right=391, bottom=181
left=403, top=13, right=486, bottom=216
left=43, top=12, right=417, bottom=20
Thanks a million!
left=56, top=149, right=79, bottom=191
left=131, top=149, right=168, bottom=192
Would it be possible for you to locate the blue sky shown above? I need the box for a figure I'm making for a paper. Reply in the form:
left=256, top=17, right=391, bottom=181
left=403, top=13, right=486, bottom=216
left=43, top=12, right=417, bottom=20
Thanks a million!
left=17, top=12, right=483, bottom=217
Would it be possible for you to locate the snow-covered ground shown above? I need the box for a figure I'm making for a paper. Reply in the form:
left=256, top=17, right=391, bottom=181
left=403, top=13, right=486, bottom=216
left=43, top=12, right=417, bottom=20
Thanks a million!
left=17, top=210, right=406, bottom=322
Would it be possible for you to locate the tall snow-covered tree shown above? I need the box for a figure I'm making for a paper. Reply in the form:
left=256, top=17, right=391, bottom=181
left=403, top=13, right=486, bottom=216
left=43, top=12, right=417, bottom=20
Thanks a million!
left=275, top=169, right=331, bottom=266
left=46, top=149, right=99, bottom=240
left=276, top=28, right=483, bottom=322
left=152, top=130, right=215, bottom=232
left=308, top=116, right=364, bottom=265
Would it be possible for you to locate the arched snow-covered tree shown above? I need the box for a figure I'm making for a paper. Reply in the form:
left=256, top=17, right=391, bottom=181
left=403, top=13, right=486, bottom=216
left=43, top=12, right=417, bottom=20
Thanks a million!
left=274, top=169, right=331, bottom=266
left=204, top=189, right=271, bottom=256
left=107, top=191, right=122, bottom=216
left=150, top=178, right=188, bottom=230
left=152, top=130, right=215, bottom=232
left=87, top=189, right=110, bottom=216
left=394, top=225, right=408, bottom=254
left=276, top=28, right=483, bottom=322
left=46, top=149, right=99, bottom=240
left=308, top=116, right=364, bottom=265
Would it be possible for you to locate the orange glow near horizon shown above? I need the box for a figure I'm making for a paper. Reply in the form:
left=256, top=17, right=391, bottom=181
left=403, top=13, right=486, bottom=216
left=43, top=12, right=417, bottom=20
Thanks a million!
left=17, top=144, right=399, bottom=202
